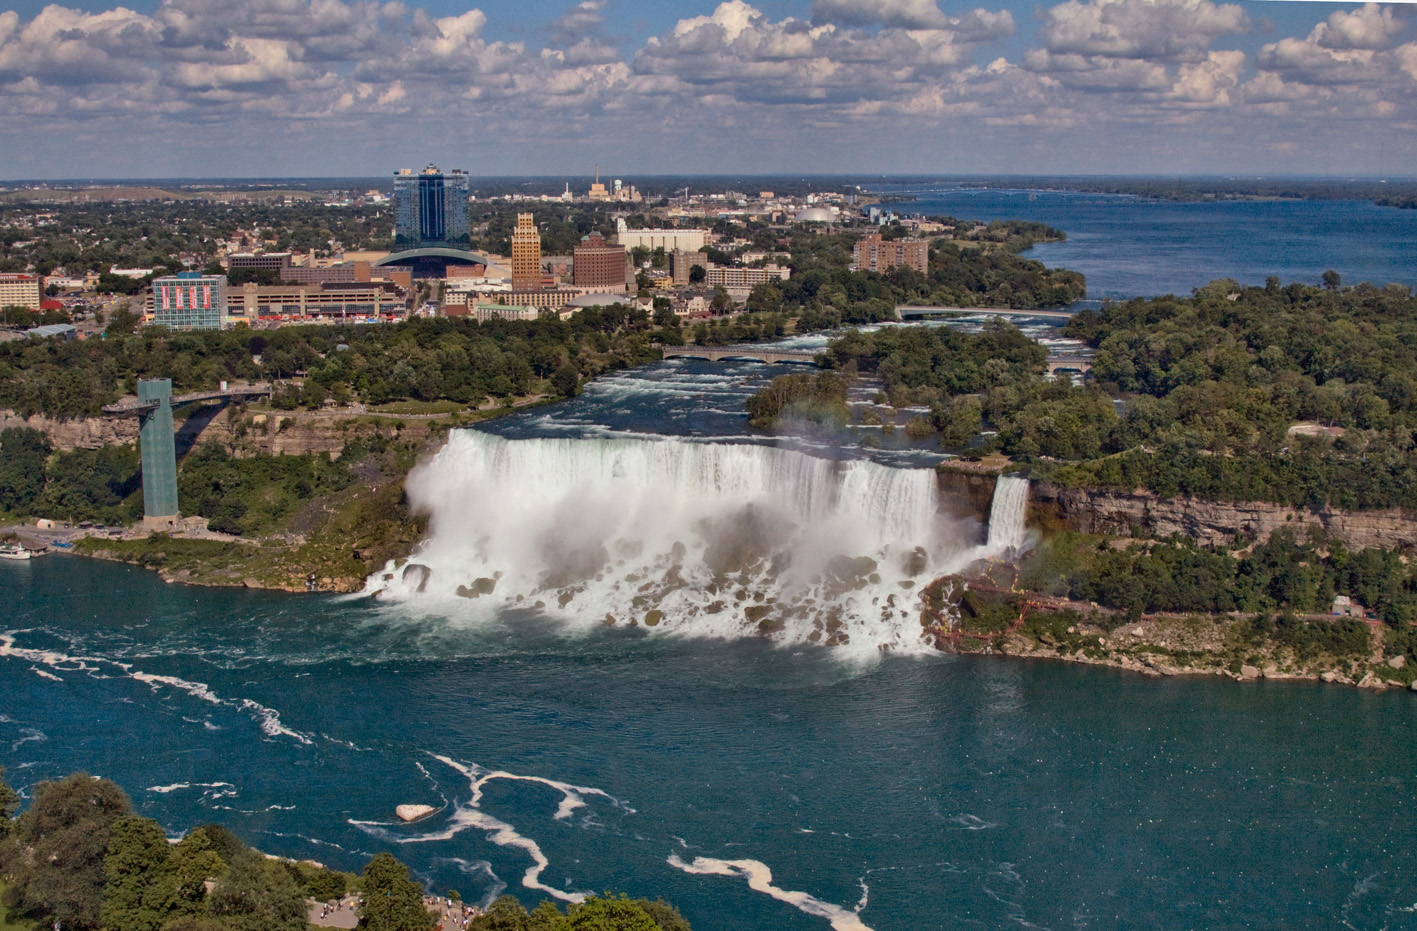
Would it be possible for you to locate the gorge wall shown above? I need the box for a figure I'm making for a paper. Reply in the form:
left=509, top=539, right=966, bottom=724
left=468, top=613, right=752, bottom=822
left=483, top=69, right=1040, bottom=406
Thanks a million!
left=0, top=406, right=437, bottom=458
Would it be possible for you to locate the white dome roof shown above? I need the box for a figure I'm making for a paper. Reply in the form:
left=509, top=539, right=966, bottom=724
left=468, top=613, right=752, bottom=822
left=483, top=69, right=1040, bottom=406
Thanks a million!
left=794, top=207, right=835, bottom=223
left=568, top=292, right=630, bottom=308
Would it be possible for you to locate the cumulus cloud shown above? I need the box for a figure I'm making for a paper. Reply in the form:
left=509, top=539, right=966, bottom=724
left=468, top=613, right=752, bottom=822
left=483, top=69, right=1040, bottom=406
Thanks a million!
left=1312, top=2, right=1407, bottom=52
left=1038, top=0, right=1249, bottom=62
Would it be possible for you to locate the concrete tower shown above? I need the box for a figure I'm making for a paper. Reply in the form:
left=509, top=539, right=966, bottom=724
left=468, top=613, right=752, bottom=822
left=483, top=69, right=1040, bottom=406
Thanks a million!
left=511, top=213, right=542, bottom=290
left=137, top=379, right=180, bottom=529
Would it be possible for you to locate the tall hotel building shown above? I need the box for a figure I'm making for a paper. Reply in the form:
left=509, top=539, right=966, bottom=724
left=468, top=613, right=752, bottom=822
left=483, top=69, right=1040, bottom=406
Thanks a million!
left=511, top=213, right=542, bottom=290
left=0, top=273, right=43, bottom=310
left=572, top=232, right=628, bottom=292
left=152, top=272, right=227, bottom=330
left=393, top=165, right=470, bottom=244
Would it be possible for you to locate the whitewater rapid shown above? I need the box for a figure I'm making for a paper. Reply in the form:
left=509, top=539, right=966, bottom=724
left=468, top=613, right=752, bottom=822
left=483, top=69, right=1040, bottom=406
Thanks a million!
left=369, top=432, right=1024, bottom=655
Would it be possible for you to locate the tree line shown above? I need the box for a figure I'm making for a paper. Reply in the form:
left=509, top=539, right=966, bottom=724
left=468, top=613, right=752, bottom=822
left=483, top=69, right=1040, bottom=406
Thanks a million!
left=0, top=769, right=692, bottom=931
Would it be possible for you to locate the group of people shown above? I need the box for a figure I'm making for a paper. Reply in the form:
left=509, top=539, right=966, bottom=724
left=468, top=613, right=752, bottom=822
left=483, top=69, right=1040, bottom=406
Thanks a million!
left=427, top=894, right=482, bottom=930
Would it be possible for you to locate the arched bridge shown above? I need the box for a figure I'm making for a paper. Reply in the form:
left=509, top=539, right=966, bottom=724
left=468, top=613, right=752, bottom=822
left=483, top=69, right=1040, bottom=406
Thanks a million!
left=375, top=247, right=497, bottom=268
left=1046, top=356, right=1093, bottom=376
left=662, top=346, right=819, bottom=365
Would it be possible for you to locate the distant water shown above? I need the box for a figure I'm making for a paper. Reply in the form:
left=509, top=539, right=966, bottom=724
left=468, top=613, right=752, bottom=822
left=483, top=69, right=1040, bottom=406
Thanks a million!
left=5, top=557, right=1417, bottom=931
left=879, top=186, right=1417, bottom=299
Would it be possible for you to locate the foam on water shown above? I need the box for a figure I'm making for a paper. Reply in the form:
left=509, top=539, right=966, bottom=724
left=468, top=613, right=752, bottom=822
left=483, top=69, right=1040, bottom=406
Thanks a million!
left=371, top=432, right=1019, bottom=656
left=667, top=854, right=874, bottom=931
left=349, top=754, right=628, bottom=904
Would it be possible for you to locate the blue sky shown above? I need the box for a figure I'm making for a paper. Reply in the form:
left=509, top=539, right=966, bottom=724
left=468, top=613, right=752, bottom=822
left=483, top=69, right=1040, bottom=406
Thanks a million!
left=0, top=0, right=1413, bottom=178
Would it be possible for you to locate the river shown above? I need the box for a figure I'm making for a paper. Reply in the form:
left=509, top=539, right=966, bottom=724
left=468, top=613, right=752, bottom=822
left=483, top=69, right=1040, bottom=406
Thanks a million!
left=5, top=197, right=1417, bottom=930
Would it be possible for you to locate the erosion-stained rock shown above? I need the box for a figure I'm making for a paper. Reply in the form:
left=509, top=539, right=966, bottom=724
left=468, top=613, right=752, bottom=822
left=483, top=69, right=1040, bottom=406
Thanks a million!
left=644, top=610, right=663, bottom=627
left=1387, top=655, right=1407, bottom=669
left=1032, top=481, right=1417, bottom=551
left=1262, top=664, right=1279, bottom=678
left=454, top=577, right=497, bottom=599
left=401, top=563, right=431, bottom=593
left=1240, top=664, right=1261, bottom=679
left=395, top=804, right=436, bottom=822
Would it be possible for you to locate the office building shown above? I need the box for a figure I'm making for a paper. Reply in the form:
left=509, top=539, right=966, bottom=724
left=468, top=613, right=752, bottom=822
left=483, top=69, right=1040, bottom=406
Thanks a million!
left=226, top=281, right=405, bottom=321
left=617, top=228, right=708, bottom=253
left=573, top=233, right=628, bottom=292
left=511, top=213, right=542, bottom=290
left=854, top=234, right=928, bottom=274
left=393, top=165, right=470, bottom=245
left=152, top=272, right=227, bottom=330
left=670, top=250, right=708, bottom=286
left=0, top=273, right=43, bottom=310
left=705, top=265, right=790, bottom=290
left=228, top=252, right=293, bottom=272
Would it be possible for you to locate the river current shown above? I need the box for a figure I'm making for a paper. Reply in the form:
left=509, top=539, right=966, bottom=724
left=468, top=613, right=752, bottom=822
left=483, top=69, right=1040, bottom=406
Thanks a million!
left=5, top=198, right=1417, bottom=930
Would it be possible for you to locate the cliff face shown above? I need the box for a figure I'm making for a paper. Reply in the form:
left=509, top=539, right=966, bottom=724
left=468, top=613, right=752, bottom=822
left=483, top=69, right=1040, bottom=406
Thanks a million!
left=1032, top=483, right=1417, bottom=550
left=0, top=407, right=439, bottom=458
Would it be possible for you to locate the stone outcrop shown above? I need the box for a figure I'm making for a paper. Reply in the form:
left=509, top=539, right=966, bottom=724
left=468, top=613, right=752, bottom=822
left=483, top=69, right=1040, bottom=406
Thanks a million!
left=395, top=804, right=437, bottom=822
left=1031, top=482, right=1417, bottom=551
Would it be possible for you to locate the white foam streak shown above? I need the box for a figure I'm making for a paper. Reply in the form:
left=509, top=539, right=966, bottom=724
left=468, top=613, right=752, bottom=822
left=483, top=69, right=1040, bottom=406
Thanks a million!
left=0, top=631, right=314, bottom=746
left=351, top=755, right=627, bottom=904
left=667, top=854, right=874, bottom=931
left=147, top=782, right=235, bottom=794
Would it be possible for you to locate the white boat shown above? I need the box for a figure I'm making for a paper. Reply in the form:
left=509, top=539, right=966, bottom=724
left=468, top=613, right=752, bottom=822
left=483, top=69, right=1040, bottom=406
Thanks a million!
left=0, top=544, right=33, bottom=561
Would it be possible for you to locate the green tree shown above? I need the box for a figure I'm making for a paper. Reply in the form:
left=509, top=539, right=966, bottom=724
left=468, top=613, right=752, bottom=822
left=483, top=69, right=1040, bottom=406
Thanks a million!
left=562, top=895, right=659, bottom=931
left=0, top=428, right=51, bottom=515
left=359, top=852, right=433, bottom=931
left=160, top=829, right=225, bottom=918
left=687, top=265, right=706, bottom=285
left=470, top=895, right=531, bottom=931
left=0, top=765, right=18, bottom=839
left=207, top=850, right=307, bottom=931
left=0, top=773, right=133, bottom=930
left=102, top=816, right=173, bottom=931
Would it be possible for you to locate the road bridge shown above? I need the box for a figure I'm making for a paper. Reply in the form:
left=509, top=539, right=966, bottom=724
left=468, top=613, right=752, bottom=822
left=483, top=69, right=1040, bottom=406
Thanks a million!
left=1046, top=356, right=1093, bottom=377
left=897, top=305, right=1075, bottom=321
left=661, top=346, right=819, bottom=365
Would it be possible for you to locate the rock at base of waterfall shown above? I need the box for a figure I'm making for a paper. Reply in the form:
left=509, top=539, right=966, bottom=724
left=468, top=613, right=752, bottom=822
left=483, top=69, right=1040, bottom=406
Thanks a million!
left=395, top=804, right=437, bottom=822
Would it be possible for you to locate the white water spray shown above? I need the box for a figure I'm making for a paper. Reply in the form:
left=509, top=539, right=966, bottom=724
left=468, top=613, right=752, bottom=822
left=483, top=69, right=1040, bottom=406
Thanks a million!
left=372, top=433, right=1023, bottom=654
left=985, top=474, right=1029, bottom=554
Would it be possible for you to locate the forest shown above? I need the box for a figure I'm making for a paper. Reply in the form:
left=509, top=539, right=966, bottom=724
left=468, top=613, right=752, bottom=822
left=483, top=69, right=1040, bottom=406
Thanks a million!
left=806, top=279, right=1417, bottom=511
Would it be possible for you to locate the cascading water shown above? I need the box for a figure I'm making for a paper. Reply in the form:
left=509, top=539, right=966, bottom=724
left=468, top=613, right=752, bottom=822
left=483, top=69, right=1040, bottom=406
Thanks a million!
left=985, top=474, right=1030, bottom=553
left=368, top=432, right=1016, bottom=655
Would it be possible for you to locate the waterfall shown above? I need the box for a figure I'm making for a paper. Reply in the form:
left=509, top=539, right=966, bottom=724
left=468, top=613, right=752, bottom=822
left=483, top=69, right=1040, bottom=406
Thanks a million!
left=986, top=474, right=1029, bottom=553
left=369, top=432, right=993, bottom=654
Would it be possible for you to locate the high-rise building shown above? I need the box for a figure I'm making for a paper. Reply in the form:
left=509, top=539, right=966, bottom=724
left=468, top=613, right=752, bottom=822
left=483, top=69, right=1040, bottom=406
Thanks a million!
left=511, top=213, right=542, bottom=290
left=669, top=250, right=708, bottom=286
left=152, top=272, right=227, bottom=330
left=0, top=273, right=43, bottom=310
left=573, top=233, right=628, bottom=292
left=393, top=165, right=470, bottom=245
left=854, top=234, right=929, bottom=274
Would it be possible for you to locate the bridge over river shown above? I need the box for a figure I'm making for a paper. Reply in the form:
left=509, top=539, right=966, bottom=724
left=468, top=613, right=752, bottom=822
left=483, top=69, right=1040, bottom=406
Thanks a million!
left=897, top=305, right=1075, bottom=321
left=661, top=346, right=819, bottom=364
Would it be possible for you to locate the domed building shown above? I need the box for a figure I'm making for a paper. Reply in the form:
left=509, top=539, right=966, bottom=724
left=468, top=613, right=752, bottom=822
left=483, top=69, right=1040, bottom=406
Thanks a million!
left=793, top=207, right=836, bottom=223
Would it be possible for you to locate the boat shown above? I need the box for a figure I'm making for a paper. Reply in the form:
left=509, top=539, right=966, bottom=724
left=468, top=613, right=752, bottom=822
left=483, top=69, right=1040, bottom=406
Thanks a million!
left=0, top=544, right=33, bottom=561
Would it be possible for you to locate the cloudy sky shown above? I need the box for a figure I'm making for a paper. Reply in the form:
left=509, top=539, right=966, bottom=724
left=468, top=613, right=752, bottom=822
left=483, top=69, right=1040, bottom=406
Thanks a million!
left=0, top=0, right=1413, bottom=178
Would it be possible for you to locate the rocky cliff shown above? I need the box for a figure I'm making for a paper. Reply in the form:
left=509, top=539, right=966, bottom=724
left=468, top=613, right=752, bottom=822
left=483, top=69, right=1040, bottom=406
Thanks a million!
left=1031, top=483, right=1417, bottom=551
left=1, top=406, right=440, bottom=458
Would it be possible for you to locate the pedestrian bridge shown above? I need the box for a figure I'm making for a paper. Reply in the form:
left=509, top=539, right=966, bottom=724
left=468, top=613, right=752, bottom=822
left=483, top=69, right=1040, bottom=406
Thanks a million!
left=661, top=346, right=819, bottom=365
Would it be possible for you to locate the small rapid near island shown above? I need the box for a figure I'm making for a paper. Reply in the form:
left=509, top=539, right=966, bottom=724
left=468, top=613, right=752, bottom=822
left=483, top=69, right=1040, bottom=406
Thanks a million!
left=369, top=431, right=1027, bottom=654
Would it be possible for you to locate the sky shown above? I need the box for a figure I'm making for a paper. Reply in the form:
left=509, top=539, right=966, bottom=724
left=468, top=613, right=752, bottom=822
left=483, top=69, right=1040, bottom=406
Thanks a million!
left=0, top=0, right=1414, bottom=179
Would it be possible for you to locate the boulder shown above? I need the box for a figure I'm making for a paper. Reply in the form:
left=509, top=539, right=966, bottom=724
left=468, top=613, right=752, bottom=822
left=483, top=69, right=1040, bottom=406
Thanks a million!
left=1387, top=654, right=1407, bottom=669
left=1240, top=664, right=1261, bottom=679
left=395, top=804, right=436, bottom=822
left=401, top=563, right=431, bottom=593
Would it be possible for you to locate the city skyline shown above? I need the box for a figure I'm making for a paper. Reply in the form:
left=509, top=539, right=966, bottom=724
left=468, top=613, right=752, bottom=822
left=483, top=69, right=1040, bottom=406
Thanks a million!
left=0, top=0, right=1413, bottom=179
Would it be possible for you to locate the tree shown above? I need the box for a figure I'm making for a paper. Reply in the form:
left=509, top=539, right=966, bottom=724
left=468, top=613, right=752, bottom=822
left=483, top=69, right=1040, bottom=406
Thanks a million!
left=106, top=302, right=141, bottom=335
left=709, top=288, right=733, bottom=314
left=687, top=265, right=706, bottom=285
left=0, top=773, right=132, bottom=930
left=359, top=852, right=433, bottom=931
left=562, top=895, right=659, bottom=931
left=0, top=765, right=18, bottom=839
left=161, top=829, right=225, bottom=917
left=207, top=849, right=308, bottom=931
left=1321, top=269, right=1342, bottom=291
left=470, top=895, right=530, bottom=931
left=552, top=363, right=580, bottom=398
left=102, top=816, right=173, bottom=931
